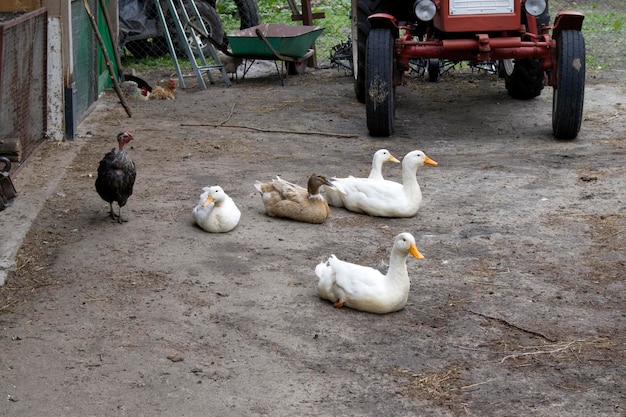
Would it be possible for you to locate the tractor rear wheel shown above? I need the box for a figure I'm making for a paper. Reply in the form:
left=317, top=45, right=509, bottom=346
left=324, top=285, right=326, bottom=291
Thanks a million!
left=428, top=59, right=439, bottom=82
left=552, top=30, right=585, bottom=140
left=504, top=58, right=544, bottom=99
left=366, top=28, right=395, bottom=137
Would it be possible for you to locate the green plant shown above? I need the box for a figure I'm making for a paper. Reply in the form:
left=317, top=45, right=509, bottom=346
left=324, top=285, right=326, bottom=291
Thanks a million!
left=551, top=0, right=626, bottom=70
left=120, top=52, right=193, bottom=72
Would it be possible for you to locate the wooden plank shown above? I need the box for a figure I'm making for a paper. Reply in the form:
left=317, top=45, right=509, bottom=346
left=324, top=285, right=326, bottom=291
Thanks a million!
left=290, top=12, right=326, bottom=21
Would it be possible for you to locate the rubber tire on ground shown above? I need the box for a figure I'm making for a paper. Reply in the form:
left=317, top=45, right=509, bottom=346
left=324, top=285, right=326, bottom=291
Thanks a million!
left=366, top=28, right=395, bottom=137
left=504, top=58, right=544, bottom=99
left=212, top=0, right=260, bottom=49
left=233, top=0, right=260, bottom=30
left=428, top=59, right=439, bottom=82
left=353, top=0, right=371, bottom=103
left=552, top=30, right=585, bottom=140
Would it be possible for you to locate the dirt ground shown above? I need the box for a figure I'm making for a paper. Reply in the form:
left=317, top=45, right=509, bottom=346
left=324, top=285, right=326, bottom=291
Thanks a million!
left=1, top=62, right=625, bottom=416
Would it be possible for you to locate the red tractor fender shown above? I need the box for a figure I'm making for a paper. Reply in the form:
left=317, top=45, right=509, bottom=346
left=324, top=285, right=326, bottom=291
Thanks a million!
left=552, top=11, right=585, bottom=38
left=368, top=13, right=400, bottom=38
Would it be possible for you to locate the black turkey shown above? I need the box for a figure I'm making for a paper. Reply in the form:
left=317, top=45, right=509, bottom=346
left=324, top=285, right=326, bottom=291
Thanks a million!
left=95, top=132, right=136, bottom=223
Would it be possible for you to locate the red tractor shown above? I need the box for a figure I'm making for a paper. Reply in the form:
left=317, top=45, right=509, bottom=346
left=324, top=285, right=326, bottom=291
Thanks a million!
left=351, top=0, right=585, bottom=139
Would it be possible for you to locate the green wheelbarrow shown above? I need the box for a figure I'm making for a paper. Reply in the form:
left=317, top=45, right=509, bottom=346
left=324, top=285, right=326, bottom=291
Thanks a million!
left=212, top=23, right=324, bottom=82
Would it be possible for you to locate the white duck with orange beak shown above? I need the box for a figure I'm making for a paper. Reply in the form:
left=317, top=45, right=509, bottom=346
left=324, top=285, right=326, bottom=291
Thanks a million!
left=316, top=232, right=424, bottom=314
left=329, top=150, right=438, bottom=217
left=192, top=186, right=241, bottom=233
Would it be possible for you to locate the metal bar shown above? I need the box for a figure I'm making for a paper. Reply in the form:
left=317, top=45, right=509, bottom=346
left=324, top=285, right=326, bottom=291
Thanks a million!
left=154, top=0, right=186, bottom=89
left=183, top=0, right=231, bottom=86
left=167, top=0, right=207, bottom=89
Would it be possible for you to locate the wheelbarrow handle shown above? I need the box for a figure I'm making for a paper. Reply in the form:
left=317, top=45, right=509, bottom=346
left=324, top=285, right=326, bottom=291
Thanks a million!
left=255, top=28, right=303, bottom=63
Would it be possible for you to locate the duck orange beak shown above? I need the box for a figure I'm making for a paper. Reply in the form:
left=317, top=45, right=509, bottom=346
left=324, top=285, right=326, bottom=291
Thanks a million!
left=424, top=155, right=438, bottom=166
left=202, top=195, right=214, bottom=207
left=389, top=155, right=401, bottom=163
left=409, top=243, right=424, bottom=259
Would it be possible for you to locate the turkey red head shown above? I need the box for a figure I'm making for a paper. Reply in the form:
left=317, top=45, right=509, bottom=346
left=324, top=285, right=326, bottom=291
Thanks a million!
left=117, top=131, right=133, bottom=150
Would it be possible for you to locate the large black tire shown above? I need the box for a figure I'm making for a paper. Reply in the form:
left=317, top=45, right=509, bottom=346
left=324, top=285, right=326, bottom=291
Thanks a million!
left=233, top=0, right=260, bottom=30
left=428, top=58, right=439, bottom=82
left=552, top=30, right=585, bottom=140
left=167, top=1, right=224, bottom=58
left=502, top=7, right=551, bottom=98
left=366, top=28, right=395, bottom=137
left=353, top=0, right=371, bottom=103
left=209, top=0, right=259, bottom=49
left=504, top=58, right=545, bottom=99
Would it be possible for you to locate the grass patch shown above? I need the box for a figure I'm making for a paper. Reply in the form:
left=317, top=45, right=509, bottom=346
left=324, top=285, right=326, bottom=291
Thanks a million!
left=121, top=52, right=193, bottom=73
left=580, top=10, right=626, bottom=70
left=552, top=0, right=626, bottom=70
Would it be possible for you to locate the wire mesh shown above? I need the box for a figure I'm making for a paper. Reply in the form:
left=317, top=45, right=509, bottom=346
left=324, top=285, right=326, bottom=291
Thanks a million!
left=0, top=9, right=47, bottom=164
left=119, top=0, right=259, bottom=62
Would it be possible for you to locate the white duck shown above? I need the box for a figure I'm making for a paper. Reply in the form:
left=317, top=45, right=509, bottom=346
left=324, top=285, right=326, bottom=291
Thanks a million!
left=324, top=149, right=400, bottom=207
left=254, top=174, right=340, bottom=224
left=192, top=186, right=241, bottom=233
left=315, top=232, right=424, bottom=314
left=329, top=150, right=438, bottom=217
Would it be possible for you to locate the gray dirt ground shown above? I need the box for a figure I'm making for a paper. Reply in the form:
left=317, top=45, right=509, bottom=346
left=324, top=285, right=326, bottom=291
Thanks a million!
left=0, top=62, right=625, bottom=416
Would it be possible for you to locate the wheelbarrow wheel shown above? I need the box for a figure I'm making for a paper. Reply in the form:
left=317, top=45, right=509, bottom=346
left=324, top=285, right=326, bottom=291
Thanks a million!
left=552, top=30, right=585, bottom=140
left=366, top=28, right=395, bottom=137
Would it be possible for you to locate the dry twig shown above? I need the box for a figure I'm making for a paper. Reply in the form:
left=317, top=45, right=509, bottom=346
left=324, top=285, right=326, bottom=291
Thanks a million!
left=181, top=121, right=359, bottom=138
left=467, top=309, right=556, bottom=342
left=454, top=337, right=613, bottom=364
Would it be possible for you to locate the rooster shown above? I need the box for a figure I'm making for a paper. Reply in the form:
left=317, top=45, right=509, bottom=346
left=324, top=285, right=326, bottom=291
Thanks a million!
left=95, top=132, right=137, bottom=223
left=150, top=79, right=176, bottom=100
left=120, top=80, right=150, bottom=101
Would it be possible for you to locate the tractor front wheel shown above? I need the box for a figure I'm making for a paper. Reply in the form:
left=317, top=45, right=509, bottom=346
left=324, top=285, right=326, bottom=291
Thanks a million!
left=552, top=30, right=585, bottom=140
left=366, top=28, right=395, bottom=137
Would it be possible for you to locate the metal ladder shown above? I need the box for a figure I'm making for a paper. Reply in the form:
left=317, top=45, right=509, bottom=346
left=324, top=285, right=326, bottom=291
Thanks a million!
left=154, top=0, right=231, bottom=89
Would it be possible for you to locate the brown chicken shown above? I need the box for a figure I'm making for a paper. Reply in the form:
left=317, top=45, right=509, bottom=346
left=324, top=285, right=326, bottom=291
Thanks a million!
left=150, top=79, right=176, bottom=100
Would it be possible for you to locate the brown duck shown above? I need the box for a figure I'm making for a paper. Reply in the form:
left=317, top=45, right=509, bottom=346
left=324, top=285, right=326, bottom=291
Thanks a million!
left=254, top=174, right=340, bottom=224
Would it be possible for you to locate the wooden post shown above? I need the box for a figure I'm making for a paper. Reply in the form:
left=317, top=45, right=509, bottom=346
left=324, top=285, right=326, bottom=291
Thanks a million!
left=300, top=0, right=320, bottom=67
